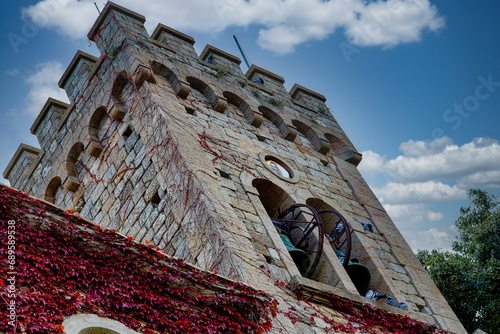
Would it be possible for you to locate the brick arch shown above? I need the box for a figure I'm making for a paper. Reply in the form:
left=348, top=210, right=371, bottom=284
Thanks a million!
left=325, top=133, right=350, bottom=156
left=186, top=76, right=227, bottom=112
left=64, top=142, right=84, bottom=191
left=223, top=91, right=262, bottom=127
left=151, top=61, right=190, bottom=98
left=325, top=133, right=362, bottom=166
left=44, top=176, right=62, bottom=204
left=87, top=106, right=108, bottom=157
left=258, top=106, right=296, bottom=141
left=292, top=119, right=330, bottom=154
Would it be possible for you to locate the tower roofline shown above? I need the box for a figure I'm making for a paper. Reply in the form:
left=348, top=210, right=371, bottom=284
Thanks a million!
left=30, top=98, right=70, bottom=135
left=88, top=1, right=146, bottom=41
left=200, top=44, right=241, bottom=65
left=58, top=50, right=98, bottom=88
left=151, top=23, right=196, bottom=45
left=245, top=64, right=285, bottom=84
left=3, top=144, right=40, bottom=180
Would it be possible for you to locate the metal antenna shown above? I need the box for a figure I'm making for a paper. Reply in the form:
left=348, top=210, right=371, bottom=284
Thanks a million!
left=233, top=35, right=251, bottom=70
left=94, top=2, right=101, bottom=14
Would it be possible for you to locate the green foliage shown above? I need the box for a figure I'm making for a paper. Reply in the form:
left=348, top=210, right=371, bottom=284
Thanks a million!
left=107, top=44, right=121, bottom=60
left=417, top=189, right=500, bottom=333
left=239, top=79, right=248, bottom=88
left=251, top=88, right=262, bottom=99
left=453, top=189, right=500, bottom=265
left=268, top=97, right=285, bottom=107
left=211, top=65, right=231, bottom=79
left=317, top=104, right=330, bottom=113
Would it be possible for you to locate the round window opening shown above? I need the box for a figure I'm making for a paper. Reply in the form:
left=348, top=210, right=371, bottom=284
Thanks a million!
left=266, top=159, right=292, bottom=179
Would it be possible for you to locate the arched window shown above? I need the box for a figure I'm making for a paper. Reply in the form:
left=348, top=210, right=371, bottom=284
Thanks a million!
left=88, top=107, right=109, bottom=157
left=259, top=106, right=296, bottom=141
left=78, top=328, right=119, bottom=334
left=108, top=71, right=132, bottom=121
left=112, top=71, right=130, bottom=102
left=44, top=176, right=62, bottom=204
left=307, top=198, right=394, bottom=297
left=325, top=133, right=348, bottom=154
left=252, top=179, right=296, bottom=219
left=325, top=133, right=362, bottom=166
left=292, top=120, right=329, bottom=154
left=64, top=142, right=84, bottom=191
left=62, top=314, right=139, bottom=334
left=151, top=61, right=190, bottom=98
left=223, top=91, right=262, bottom=127
left=186, top=76, right=227, bottom=112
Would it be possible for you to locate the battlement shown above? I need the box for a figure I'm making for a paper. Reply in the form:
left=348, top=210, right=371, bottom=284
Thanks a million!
left=3, top=2, right=465, bottom=333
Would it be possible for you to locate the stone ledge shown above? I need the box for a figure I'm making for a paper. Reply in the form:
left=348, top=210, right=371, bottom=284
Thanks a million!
left=290, top=275, right=443, bottom=330
left=3, top=144, right=41, bottom=180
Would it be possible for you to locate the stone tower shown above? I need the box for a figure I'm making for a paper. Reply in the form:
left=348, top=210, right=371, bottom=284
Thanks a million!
left=3, top=2, right=465, bottom=333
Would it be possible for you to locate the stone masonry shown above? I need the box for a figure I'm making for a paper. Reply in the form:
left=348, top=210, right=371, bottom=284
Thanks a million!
left=3, top=2, right=466, bottom=333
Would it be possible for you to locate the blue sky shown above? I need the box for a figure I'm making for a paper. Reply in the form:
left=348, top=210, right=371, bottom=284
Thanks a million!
left=1, top=0, right=499, bottom=251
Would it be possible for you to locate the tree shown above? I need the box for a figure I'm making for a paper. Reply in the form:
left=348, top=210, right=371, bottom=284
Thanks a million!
left=417, top=189, right=500, bottom=333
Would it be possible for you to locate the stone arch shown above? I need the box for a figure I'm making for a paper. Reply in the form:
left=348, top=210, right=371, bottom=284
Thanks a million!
left=62, top=314, right=139, bottom=334
left=87, top=107, right=108, bottom=157
left=252, top=178, right=297, bottom=219
left=64, top=142, right=84, bottom=191
left=259, top=106, right=296, bottom=141
left=44, top=176, right=62, bottom=204
left=325, top=133, right=362, bottom=166
left=292, top=119, right=330, bottom=154
left=186, top=76, right=227, bottom=112
left=79, top=328, right=119, bottom=334
left=306, top=197, right=397, bottom=296
left=111, top=70, right=130, bottom=102
left=109, top=71, right=130, bottom=121
left=305, top=197, right=362, bottom=293
left=151, top=61, right=190, bottom=98
left=223, top=91, right=262, bottom=127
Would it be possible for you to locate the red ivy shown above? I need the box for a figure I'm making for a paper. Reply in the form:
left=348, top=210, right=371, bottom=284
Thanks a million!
left=0, top=186, right=275, bottom=333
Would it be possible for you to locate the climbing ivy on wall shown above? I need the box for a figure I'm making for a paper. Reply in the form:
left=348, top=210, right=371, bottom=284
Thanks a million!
left=0, top=186, right=276, bottom=333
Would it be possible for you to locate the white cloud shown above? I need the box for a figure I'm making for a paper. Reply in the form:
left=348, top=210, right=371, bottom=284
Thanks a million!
left=386, top=137, right=500, bottom=183
left=357, top=150, right=386, bottom=175
left=25, top=61, right=69, bottom=116
left=344, top=0, right=445, bottom=48
left=384, top=203, right=443, bottom=227
left=21, top=0, right=445, bottom=54
left=403, top=227, right=455, bottom=251
left=6, top=68, right=20, bottom=76
left=361, top=137, right=500, bottom=188
left=375, top=181, right=466, bottom=204
left=457, top=170, right=500, bottom=189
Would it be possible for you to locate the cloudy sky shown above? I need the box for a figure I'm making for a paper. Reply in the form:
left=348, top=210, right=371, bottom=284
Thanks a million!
left=1, top=0, right=499, bottom=251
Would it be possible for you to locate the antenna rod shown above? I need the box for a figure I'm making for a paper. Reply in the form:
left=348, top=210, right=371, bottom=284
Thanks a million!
left=233, top=35, right=251, bottom=70
left=94, top=2, right=101, bottom=14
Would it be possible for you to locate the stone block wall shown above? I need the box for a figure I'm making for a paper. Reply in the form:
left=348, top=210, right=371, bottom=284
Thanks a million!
left=4, top=2, right=465, bottom=333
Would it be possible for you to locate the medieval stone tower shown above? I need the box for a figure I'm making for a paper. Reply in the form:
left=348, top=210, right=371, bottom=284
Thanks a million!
left=3, top=2, right=466, bottom=333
